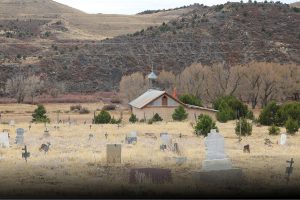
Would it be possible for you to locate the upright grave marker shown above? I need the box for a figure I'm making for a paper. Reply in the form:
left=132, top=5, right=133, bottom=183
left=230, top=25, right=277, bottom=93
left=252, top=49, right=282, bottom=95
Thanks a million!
left=15, top=128, right=25, bottom=145
left=286, top=158, right=294, bottom=183
left=107, top=144, right=122, bottom=164
left=280, top=133, right=287, bottom=145
left=0, top=132, right=9, bottom=148
left=9, top=120, right=15, bottom=127
left=193, top=129, right=243, bottom=185
left=125, top=131, right=137, bottom=144
left=22, top=145, right=30, bottom=163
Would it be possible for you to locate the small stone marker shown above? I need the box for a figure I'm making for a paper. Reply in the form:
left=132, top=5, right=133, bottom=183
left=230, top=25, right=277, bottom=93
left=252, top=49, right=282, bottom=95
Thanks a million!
left=90, top=125, right=92, bottom=130
left=105, top=132, right=108, bottom=139
left=243, top=144, right=250, bottom=153
left=15, top=128, right=25, bottom=145
left=9, top=120, right=15, bottom=127
left=107, top=144, right=121, bottom=164
left=160, top=133, right=170, bottom=145
left=22, top=145, right=30, bottom=163
left=44, top=128, right=50, bottom=137
left=0, top=132, right=9, bottom=148
left=129, top=168, right=172, bottom=184
left=125, top=131, right=137, bottom=144
left=89, top=134, right=94, bottom=140
left=286, top=158, right=294, bottom=183
left=280, top=133, right=287, bottom=145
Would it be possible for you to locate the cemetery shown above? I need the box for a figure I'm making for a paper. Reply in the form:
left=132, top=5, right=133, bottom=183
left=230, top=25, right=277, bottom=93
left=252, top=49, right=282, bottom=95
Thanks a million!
left=0, top=102, right=299, bottom=198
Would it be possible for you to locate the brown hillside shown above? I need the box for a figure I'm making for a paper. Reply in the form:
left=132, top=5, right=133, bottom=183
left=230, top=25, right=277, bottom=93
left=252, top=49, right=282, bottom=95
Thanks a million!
left=290, top=1, right=300, bottom=8
left=0, top=0, right=191, bottom=39
left=0, top=2, right=299, bottom=94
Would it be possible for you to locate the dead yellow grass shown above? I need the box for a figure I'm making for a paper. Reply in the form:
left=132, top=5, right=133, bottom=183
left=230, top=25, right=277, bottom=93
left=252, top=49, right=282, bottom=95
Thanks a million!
left=0, top=103, right=300, bottom=195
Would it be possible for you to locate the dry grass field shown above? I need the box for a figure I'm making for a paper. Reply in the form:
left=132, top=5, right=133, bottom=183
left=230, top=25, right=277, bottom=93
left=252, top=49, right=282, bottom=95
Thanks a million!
left=0, top=103, right=300, bottom=198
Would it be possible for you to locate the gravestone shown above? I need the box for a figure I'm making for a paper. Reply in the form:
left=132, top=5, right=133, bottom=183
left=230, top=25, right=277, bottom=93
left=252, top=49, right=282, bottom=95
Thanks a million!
left=129, top=168, right=172, bottom=184
left=9, top=120, right=15, bottom=127
left=160, top=133, right=170, bottom=145
left=280, top=133, right=287, bottom=145
left=0, top=132, right=9, bottom=148
left=44, top=129, right=50, bottom=137
left=193, top=129, right=243, bottom=185
left=125, top=131, right=137, bottom=144
left=107, top=144, right=121, bottom=164
left=15, top=128, right=25, bottom=145
left=201, top=129, right=232, bottom=171
left=174, top=156, right=187, bottom=165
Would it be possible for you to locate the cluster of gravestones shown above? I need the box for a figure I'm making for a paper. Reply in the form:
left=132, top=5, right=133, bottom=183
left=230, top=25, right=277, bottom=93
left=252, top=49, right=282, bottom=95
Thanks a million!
left=0, top=121, right=53, bottom=162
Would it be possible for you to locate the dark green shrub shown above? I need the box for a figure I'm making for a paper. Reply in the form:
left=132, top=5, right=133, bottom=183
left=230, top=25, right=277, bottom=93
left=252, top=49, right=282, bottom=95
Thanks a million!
left=235, top=118, right=252, bottom=136
left=110, top=117, right=122, bottom=124
left=213, top=96, right=249, bottom=121
left=32, top=105, right=50, bottom=123
left=129, top=114, right=138, bottom=123
left=152, top=113, right=163, bottom=122
left=258, top=101, right=280, bottom=125
left=216, top=100, right=234, bottom=122
left=268, top=125, right=280, bottom=135
left=94, top=110, right=111, bottom=124
left=195, top=114, right=218, bottom=137
left=246, top=110, right=254, bottom=120
left=285, top=118, right=299, bottom=135
left=179, top=94, right=203, bottom=107
left=172, top=106, right=188, bottom=121
left=276, top=102, right=300, bottom=126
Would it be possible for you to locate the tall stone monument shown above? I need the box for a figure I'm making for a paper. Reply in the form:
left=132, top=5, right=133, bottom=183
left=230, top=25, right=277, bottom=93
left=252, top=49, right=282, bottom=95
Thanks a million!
left=193, top=129, right=243, bottom=185
left=202, top=129, right=232, bottom=171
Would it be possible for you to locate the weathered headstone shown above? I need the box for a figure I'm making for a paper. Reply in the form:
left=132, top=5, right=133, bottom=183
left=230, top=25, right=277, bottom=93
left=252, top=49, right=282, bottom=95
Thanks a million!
left=0, top=132, right=9, bottom=148
left=44, top=128, right=50, bottom=137
left=107, top=144, right=121, bottom=164
left=160, top=133, right=170, bottom=145
left=15, top=128, right=25, bottom=145
left=9, top=120, right=15, bottom=127
left=280, top=133, right=287, bottom=145
left=201, top=129, right=232, bottom=171
left=193, top=129, right=243, bottom=185
left=125, top=131, right=137, bottom=144
left=129, top=168, right=172, bottom=184
left=174, top=156, right=187, bottom=165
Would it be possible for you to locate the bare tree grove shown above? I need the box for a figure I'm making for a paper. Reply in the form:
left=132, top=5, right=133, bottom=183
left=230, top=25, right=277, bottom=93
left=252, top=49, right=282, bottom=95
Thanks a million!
left=120, top=62, right=300, bottom=108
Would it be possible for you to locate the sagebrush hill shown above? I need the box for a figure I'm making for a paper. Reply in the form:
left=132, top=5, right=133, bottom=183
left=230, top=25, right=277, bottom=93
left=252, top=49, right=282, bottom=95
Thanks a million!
left=0, top=1, right=299, bottom=94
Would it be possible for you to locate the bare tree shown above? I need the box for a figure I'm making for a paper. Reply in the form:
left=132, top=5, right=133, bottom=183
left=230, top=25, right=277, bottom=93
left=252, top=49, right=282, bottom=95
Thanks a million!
left=239, top=62, right=263, bottom=109
left=176, top=63, right=210, bottom=103
left=119, top=72, right=148, bottom=102
left=5, top=74, right=27, bottom=103
left=25, top=75, right=44, bottom=104
left=206, top=63, right=244, bottom=101
left=157, top=70, right=176, bottom=93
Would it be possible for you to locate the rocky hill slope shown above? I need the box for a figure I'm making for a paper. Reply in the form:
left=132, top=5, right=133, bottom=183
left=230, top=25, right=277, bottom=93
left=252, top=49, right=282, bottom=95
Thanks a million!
left=0, top=2, right=299, bottom=94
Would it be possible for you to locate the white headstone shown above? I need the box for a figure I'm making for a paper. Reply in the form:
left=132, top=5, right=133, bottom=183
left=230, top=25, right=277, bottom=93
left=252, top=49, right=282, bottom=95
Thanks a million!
left=201, top=129, right=232, bottom=171
left=128, top=131, right=137, bottom=138
left=0, top=132, right=9, bottom=148
left=161, top=133, right=170, bottom=145
left=9, top=120, right=15, bottom=126
left=280, top=133, right=287, bottom=145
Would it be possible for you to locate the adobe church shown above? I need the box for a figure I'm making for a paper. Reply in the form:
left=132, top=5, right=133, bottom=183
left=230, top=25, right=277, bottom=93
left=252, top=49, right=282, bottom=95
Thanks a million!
left=129, top=70, right=217, bottom=122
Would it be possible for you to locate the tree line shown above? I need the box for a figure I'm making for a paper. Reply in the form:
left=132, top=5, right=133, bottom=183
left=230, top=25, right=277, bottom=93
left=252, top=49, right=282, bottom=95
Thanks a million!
left=120, top=61, right=300, bottom=108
